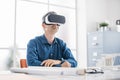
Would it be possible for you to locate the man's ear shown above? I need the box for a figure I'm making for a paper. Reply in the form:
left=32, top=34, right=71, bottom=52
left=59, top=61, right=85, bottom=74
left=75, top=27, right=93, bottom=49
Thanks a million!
left=42, top=23, right=47, bottom=31
left=42, top=23, right=45, bottom=28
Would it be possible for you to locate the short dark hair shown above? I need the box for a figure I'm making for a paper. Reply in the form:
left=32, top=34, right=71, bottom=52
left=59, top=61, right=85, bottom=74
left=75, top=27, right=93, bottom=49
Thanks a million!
left=42, top=11, right=57, bottom=24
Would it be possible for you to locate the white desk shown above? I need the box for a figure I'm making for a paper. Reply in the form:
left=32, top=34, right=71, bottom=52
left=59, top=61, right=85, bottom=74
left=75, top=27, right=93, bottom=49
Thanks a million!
left=0, top=69, right=120, bottom=80
left=31, top=70, right=120, bottom=80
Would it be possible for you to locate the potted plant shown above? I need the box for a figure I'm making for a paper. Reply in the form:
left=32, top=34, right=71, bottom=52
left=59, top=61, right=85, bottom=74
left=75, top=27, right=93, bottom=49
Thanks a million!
left=99, top=22, right=109, bottom=27
left=99, top=22, right=109, bottom=31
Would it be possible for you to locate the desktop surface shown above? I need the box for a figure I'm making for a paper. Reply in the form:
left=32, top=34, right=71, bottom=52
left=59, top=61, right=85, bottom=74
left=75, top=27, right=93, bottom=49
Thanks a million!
left=0, top=66, right=120, bottom=80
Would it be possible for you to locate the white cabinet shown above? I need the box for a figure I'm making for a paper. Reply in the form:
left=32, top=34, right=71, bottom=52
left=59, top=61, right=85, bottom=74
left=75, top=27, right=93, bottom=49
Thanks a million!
left=87, top=31, right=120, bottom=67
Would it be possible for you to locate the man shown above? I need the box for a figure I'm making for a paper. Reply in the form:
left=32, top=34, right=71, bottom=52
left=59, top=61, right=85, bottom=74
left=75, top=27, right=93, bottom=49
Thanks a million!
left=27, top=11, right=77, bottom=67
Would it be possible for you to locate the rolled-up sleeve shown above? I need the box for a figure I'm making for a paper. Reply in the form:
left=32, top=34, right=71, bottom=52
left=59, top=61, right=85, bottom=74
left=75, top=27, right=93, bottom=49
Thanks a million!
left=61, top=42, right=77, bottom=67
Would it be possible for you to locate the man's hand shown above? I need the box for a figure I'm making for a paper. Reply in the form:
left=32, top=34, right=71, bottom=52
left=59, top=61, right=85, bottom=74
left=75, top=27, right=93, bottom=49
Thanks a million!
left=61, top=61, right=71, bottom=67
left=41, top=59, right=61, bottom=67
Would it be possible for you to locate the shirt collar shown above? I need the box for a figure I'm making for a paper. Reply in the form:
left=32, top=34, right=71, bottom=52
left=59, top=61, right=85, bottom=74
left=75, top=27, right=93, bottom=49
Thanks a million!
left=41, top=34, right=58, bottom=45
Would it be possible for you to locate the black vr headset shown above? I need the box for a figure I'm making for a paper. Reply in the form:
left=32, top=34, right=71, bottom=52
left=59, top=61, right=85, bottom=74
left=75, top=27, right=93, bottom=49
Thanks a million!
left=43, top=12, right=65, bottom=26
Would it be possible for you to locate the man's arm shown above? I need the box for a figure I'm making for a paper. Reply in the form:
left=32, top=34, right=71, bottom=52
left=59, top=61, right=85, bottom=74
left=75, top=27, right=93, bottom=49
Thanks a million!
left=40, top=59, right=71, bottom=67
left=61, top=43, right=77, bottom=67
left=40, top=59, right=61, bottom=67
left=27, top=40, right=42, bottom=66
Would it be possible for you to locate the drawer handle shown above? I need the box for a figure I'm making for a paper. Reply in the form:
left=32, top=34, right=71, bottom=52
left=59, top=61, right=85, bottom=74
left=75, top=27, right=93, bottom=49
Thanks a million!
left=92, top=43, right=99, bottom=46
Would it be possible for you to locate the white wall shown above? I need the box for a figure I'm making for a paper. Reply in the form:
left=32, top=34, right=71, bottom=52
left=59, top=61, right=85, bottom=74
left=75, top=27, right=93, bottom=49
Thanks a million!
left=107, top=0, right=120, bottom=31
left=86, top=0, right=120, bottom=32
left=77, top=0, right=87, bottom=68
left=77, top=0, right=120, bottom=68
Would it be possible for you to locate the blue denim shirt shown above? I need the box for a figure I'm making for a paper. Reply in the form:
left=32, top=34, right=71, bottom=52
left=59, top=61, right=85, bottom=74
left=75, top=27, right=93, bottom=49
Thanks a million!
left=27, top=34, right=77, bottom=67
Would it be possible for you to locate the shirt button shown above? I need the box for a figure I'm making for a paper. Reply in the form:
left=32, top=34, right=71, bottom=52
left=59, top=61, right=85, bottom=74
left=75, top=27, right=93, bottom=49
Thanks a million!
left=51, top=54, right=53, bottom=56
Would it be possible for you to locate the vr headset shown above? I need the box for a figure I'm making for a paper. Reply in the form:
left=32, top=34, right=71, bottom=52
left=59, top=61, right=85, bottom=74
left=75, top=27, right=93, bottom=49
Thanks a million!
left=44, top=13, right=65, bottom=26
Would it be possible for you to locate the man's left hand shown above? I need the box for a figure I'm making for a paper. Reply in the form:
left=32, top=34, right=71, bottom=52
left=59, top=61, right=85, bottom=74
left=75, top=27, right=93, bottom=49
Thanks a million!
left=41, top=59, right=61, bottom=67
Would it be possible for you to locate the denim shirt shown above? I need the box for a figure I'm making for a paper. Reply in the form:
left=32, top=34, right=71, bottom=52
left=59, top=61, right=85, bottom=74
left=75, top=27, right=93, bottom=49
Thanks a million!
left=27, top=34, right=77, bottom=67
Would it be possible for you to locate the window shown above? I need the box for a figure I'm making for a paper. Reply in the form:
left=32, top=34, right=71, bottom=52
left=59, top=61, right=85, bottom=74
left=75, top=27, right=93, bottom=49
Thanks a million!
left=0, top=0, right=77, bottom=70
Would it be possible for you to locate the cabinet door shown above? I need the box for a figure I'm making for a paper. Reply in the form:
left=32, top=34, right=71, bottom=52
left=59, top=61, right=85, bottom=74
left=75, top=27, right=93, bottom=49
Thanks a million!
left=87, top=48, right=103, bottom=67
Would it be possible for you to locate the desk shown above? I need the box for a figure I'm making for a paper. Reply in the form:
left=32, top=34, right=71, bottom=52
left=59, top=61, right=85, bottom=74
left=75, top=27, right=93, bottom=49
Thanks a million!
left=0, top=71, right=40, bottom=80
left=0, top=69, right=120, bottom=80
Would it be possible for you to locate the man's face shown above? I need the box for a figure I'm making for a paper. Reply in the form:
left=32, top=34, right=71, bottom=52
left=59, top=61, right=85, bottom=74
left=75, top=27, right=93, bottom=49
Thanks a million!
left=43, top=23, right=59, bottom=34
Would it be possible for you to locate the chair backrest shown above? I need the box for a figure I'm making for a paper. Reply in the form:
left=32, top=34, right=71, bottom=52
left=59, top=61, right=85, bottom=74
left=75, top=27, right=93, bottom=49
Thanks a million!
left=20, top=59, right=27, bottom=68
